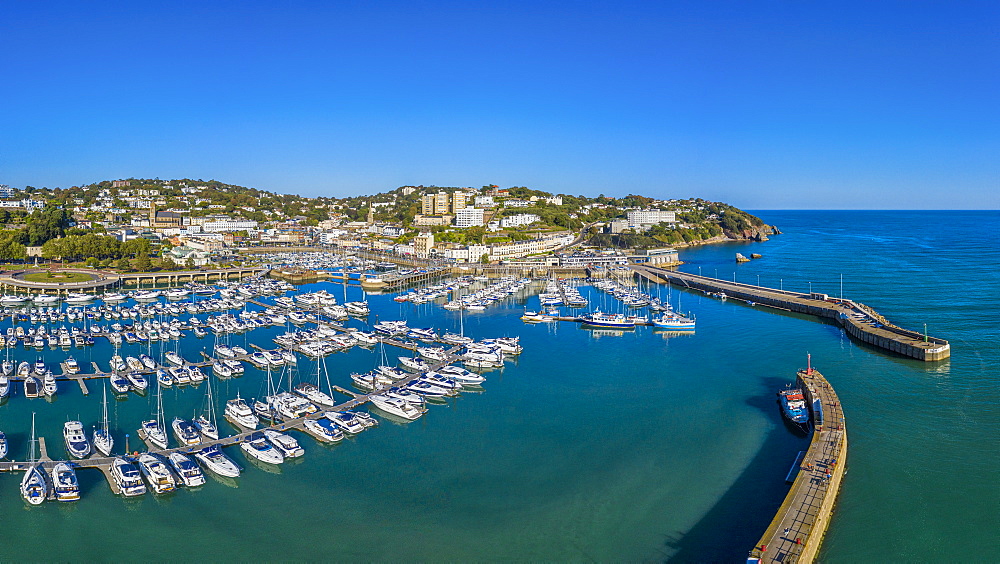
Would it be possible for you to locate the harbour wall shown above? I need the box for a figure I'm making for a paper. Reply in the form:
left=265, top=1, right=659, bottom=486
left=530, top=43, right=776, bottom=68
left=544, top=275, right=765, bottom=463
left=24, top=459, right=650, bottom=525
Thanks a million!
left=632, top=265, right=950, bottom=362
left=751, top=368, right=848, bottom=564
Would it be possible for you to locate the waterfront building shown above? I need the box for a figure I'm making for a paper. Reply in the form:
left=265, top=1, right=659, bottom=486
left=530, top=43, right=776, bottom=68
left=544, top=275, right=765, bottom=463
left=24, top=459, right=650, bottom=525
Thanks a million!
left=414, top=232, right=434, bottom=258
left=413, top=214, right=453, bottom=227
left=500, top=213, right=540, bottom=228
left=455, top=207, right=485, bottom=228
left=202, top=219, right=259, bottom=232
left=627, top=209, right=676, bottom=228
left=451, top=191, right=468, bottom=213
left=559, top=252, right=628, bottom=267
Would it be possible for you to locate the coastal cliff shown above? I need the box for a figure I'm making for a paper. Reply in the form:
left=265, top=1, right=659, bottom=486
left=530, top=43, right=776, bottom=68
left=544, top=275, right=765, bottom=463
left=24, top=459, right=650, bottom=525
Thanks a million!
left=723, top=224, right=781, bottom=242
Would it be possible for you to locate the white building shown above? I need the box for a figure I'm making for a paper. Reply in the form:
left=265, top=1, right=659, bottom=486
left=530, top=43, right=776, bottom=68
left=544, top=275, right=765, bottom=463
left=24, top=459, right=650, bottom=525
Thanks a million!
left=500, top=213, right=540, bottom=228
left=504, top=199, right=530, bottom=208
left=474, top=195, right=495, bottom=208
left=202, top=219, right=259, bottom=232
left=455, top=207, right=485, bottom=228
left=0, top=185, right=15, bottom=199
left=627, top=209, right=676, bottom=227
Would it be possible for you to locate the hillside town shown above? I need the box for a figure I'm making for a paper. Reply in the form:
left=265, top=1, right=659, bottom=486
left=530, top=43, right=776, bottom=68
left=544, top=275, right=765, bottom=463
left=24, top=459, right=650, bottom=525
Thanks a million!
left=0, top=179, right=773, bottom=271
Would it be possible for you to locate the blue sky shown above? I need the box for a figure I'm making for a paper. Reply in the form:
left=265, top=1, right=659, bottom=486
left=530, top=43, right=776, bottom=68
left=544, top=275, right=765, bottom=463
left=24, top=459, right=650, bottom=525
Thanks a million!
left=1, top=1, right=996, bottom=208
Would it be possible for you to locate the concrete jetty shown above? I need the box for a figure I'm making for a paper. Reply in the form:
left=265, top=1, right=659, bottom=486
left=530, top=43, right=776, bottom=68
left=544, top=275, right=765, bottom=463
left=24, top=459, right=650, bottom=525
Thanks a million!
left=632, top=265, right=950, bottom=361
left=749, top=368, right=847, bottom=563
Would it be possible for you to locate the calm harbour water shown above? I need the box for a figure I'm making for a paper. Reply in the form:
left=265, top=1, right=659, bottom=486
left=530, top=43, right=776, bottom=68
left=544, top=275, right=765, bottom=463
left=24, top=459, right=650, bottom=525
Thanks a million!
left=0, top=210, right=996, bottom=561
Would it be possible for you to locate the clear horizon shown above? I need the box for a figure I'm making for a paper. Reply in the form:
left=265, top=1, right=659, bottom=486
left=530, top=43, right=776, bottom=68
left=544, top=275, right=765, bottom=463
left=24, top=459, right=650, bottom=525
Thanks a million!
left=1, top=1, right=996, bottom=210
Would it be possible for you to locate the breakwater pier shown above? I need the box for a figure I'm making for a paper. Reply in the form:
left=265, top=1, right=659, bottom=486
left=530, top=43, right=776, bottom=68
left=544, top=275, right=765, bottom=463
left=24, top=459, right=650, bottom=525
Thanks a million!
left=631, top=265, right=950, bottom=361
left=749, top=367, right=847, bottom=563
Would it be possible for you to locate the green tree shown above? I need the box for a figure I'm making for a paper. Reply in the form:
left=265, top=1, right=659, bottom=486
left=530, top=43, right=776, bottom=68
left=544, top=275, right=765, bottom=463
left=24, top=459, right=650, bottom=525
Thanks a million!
left=122, top=238, right=152, bottom=257
left=134, top=252, right=152, bottom=271
left=159, top=256, right=178, bottom=270
left=479, top=253, right=490, bottom=264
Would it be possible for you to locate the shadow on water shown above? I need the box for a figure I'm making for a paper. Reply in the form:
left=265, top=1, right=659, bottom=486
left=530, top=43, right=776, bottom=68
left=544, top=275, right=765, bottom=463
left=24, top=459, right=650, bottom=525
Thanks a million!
left=664, top=377, right=811, bottom=563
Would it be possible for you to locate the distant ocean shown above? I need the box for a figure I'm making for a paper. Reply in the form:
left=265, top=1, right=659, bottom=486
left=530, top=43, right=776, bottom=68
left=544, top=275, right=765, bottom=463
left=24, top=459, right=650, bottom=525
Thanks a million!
left=0, top=210, right=995, bottom=561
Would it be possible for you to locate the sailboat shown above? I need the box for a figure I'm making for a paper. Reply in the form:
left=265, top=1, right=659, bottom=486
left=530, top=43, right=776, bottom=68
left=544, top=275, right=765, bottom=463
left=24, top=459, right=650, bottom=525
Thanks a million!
left=294, top=355, right=335, bottom=407
left=194, top=374, right=219, bottom=440
left=93, top=384, right=114, bottom=456
left=139, top=378, right=168, bottom=450
left=21, top=412, right=47, bottom=505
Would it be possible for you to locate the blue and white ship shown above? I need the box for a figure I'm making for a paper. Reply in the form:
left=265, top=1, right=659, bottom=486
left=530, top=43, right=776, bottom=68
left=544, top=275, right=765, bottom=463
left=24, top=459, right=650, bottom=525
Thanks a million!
left=579, top=311, right=635, bottom=329
left=777, top=387, right=809, bottom=428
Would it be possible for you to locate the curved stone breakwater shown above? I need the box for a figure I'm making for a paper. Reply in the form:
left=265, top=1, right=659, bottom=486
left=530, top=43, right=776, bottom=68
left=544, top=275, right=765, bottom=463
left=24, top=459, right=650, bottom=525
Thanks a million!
left=749, top=368, right=847, bottom=564
left=632, top=265, right=950, bottom=361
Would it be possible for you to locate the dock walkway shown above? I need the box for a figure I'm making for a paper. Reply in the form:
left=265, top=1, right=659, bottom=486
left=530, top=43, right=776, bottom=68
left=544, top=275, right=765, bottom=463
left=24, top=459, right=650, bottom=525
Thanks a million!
left=631, top=265, right=949, bottom=361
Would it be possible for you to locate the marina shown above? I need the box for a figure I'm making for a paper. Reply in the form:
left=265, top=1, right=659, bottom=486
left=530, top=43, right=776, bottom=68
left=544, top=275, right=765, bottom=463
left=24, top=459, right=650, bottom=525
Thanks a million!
left=0, top=210, right=986, bottom=562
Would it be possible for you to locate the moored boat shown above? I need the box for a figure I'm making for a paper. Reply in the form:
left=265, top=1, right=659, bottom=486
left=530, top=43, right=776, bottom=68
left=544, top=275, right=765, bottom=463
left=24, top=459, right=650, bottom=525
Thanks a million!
left=778, top=387, right=810, bottom=428
left=111, top=457, right=146, bottom=496
left=51, top=462, right=81, bottom=502
left=194, top=445, right=241, bottom=478
left=63, top=420, right=92, bottom=458
left=168, top=452, right=206, bottom=487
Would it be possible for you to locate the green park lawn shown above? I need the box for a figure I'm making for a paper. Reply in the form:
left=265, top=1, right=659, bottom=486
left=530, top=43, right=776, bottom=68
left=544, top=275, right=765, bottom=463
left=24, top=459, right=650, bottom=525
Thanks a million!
left=22, top=271, right=96, bottom=283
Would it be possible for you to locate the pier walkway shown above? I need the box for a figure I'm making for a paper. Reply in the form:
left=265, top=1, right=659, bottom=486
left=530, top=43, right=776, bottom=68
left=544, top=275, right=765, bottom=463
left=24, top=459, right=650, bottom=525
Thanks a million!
left=750, top=368, right=847, bottom=563
left=631, top=265, right=949, bottom=361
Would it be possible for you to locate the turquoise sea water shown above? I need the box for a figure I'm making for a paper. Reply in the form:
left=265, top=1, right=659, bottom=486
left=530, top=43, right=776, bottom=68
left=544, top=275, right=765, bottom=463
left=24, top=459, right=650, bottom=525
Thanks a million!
left=0, top=210, right=996, bottom=561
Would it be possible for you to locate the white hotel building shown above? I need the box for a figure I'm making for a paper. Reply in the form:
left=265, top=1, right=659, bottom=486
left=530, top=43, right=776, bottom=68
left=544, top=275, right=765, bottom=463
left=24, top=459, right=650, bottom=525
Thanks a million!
left=626, top=209, right=676, bottom=228
left=202, top=219, right=260, bottom=232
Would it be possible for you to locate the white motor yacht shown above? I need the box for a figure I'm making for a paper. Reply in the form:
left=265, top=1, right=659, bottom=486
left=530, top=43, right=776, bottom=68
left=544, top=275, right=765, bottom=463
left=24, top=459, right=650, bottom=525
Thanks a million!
left=102, top=292, right=128, bottom=302
left=168, top=452, right=206, bottom=487
left=1, top=295, right=30, bottom=306
left=194, top=445, right=241, bottom=478
left=370, top=395, right=426, bottom=420
left=325, top=411, right=368, bottom=434
left=165, top=351, right=184, bottom=366
left=43, top=372, right=57, bottom=397
left=0, top=374, right=9, bottom=399
left=263, top=429, right=304, bottom=458
left=171, top=417, right=202, bottom=446
left=432, top=365, right=486, bottom=385
left=109, top=372, right=131, bottom=394
left=126, top=372, right=148, bottom=392
left=224, top=395, right=259, bottom=429
left=137, top=453, right=176, bottom=494
left=302, top=417, right=344, bottom=443
left=33, top=295, right=61, bottom=306
left=63, top=421, right=92, bottom=458
left=51, top=462, right=81, bottom=502
left=65, top=293, right=95, bottom=304
left=111, top=457, right=146, bottom=496
left=0, top=431, right=7, bottom=458
left=241, top=432, right=284, bottom=465
left=399, top=356, right=431, bottom=372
